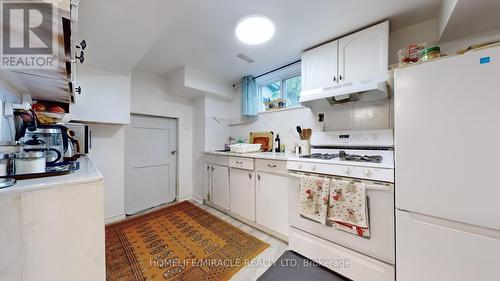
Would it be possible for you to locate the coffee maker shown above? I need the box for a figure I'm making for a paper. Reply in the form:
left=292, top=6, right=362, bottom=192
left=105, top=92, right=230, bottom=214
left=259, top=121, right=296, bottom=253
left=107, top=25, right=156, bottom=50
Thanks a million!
left=23, top=127, right=65, bottom=164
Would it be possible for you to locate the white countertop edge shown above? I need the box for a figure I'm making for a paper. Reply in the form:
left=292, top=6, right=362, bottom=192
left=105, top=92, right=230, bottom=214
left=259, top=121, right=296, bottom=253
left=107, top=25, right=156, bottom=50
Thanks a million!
left=0, top=156, right=103, bottom=195
left=204, top=151, right=291, bottom=161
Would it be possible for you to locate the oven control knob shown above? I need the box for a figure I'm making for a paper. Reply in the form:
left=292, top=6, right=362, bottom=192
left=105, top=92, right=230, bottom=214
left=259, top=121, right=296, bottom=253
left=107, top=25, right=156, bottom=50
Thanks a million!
left=343, top=167, right=351, bottom=174
left=363, top=169, right=373, bottom=177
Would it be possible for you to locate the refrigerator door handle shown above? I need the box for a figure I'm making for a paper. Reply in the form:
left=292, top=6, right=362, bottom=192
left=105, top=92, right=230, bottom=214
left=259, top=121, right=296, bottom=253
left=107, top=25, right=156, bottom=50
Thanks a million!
left=407, top=211, right=500, bottom=240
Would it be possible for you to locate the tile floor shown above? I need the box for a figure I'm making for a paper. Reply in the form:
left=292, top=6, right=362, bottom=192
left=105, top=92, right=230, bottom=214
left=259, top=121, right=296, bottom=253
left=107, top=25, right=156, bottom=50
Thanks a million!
left=195, top=202, right=289, bottom=281
left=121, top=200, right=289, bottom=281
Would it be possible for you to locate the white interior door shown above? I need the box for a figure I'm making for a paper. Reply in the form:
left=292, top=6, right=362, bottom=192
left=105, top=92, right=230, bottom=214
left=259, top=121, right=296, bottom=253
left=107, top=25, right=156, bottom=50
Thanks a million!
left=125, top=115, right=177, bottom=215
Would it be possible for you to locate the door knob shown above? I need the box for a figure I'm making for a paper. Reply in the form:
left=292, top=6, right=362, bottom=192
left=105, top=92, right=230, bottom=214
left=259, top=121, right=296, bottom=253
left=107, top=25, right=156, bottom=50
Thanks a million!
left=171, top=150, right=176, bottom=155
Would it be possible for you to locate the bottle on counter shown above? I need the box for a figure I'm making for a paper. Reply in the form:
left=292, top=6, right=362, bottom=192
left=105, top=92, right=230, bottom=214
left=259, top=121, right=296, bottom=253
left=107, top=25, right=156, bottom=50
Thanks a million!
left=275, top=134, right=280, bottom=153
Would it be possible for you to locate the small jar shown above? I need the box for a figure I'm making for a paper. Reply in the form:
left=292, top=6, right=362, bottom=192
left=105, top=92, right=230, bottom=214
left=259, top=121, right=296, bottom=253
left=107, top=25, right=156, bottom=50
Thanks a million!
left=421, top=47, right=441, bottom=61
left=0, top=153, right=14, bottom=176
left=15, top=151, right=46, bottom=175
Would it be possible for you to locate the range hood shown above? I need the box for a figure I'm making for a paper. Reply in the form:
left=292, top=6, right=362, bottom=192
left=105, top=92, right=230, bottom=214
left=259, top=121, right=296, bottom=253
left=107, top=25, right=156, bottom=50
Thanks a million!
left=299, top=73, right=389, bottom=105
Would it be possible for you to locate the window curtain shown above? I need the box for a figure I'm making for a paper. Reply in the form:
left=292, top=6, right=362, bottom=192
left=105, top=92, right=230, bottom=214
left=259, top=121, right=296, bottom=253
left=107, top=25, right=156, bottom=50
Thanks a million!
left=241, top=76, right=258, bottom=117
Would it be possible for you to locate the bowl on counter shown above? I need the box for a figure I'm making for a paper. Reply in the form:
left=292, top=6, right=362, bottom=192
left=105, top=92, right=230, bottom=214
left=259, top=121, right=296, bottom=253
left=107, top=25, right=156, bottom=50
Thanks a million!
left=229, top=143, right=262, bottom=153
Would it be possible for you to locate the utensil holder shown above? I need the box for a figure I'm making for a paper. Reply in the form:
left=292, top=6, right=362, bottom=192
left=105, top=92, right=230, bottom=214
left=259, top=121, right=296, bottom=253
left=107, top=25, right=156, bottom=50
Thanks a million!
left=300, top=140, right=311, bottom=155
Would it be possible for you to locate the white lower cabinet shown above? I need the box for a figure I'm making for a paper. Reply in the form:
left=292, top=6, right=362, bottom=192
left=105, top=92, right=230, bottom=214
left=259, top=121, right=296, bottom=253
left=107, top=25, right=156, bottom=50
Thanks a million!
left=229, top=168, right=255, bottom=221
left=0, top=181, right=105, bottom=281
left=212, top=165, right=230, bottom=210
left=204, top=163, right=230, bottom=211
left=256, top=172, right=288, bottom=236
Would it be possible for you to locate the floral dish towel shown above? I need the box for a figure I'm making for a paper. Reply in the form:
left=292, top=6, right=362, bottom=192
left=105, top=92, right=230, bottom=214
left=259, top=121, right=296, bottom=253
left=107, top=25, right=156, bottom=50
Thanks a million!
left=328, top=179, right=370, bottom=237
left=299, top=175, right=331, bottom=225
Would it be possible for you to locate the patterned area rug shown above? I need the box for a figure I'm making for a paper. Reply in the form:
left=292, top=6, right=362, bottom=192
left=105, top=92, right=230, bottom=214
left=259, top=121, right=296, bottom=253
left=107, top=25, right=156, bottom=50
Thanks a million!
left=106, top=201, right=269, bottom=281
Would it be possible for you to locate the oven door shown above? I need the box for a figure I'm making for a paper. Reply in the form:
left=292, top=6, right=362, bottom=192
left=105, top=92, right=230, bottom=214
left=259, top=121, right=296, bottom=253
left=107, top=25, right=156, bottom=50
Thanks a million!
left=288, top=171, right=395, bottom=264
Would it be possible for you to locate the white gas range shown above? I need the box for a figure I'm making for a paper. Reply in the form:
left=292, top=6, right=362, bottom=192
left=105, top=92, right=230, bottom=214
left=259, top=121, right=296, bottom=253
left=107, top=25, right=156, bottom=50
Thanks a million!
left=286, top=129, right=395, bottom=281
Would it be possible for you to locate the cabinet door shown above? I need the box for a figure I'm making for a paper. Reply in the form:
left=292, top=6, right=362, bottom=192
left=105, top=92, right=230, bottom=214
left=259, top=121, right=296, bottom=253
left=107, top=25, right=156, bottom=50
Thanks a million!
left=338, top=21, right=388, bottom=84
left=301, top=40, right=338, bottom=92
left=203, top=164, right=212, bottom=202
left=19, top=182, right=105, bottom=281
left=69, top=64, right=131, bottom=124
left=0, top=194, right=22, bottom=281
left=229, top=168, right=255, bottom=221
left=212, top=165, right=229, bottom=210
left=256, top=172, right=288, bottom=236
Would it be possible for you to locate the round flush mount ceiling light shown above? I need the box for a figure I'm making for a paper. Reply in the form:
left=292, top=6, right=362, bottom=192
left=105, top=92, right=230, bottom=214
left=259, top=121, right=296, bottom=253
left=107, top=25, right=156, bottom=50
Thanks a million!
left=235, top=16, right=275, bottom=45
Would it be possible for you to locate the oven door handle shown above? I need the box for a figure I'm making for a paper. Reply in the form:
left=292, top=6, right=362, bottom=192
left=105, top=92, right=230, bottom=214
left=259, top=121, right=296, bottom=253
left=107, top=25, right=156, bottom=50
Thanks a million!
left=288, top=172, right=393, bottom=192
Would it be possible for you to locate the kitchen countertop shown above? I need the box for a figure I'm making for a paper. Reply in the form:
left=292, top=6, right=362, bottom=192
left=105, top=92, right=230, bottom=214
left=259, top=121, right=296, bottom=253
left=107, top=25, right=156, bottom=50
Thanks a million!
left=204, top=150, right=291, bottom=161
left=0, top=156, right=103, bottom=195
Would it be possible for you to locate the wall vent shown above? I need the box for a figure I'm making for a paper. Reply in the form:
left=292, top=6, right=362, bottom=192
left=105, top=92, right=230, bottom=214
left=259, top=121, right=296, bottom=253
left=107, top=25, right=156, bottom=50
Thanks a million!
left=237, top=53, right=255, bottom=64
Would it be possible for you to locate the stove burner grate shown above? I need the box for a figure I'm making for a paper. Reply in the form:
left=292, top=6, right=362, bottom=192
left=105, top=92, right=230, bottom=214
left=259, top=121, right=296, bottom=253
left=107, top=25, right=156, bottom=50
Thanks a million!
left=339, top=151, right=383, bottom=163
left=300, top=153, right=339, bottom=160
left=300, top=151, right=383, bottom=163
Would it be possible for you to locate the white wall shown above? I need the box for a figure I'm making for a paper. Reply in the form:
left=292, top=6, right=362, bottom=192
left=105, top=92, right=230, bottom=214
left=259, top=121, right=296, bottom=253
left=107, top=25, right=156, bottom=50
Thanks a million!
left=130, top=70, right=194, bottom=201
left=390, top=18, right=500, bottom=65
left=192, top=97, right=206, bottom=201
left=87, top=123, right=126, bottom=222
left=70, top=65, right=131, bottom=124
left=203, top=96, right=239, bottom=150
left=229, top=100, right=391, bottom=153
left=439, top=26, right=500, bottom=54
left=389, top=18, right=439, bottom=65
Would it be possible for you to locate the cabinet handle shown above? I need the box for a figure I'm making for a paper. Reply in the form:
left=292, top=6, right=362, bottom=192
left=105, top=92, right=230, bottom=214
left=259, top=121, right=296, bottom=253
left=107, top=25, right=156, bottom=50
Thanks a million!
left=75, top=86, right=82, bottom=95
left=236, top=161, right=243, bottom=164
left=211, top=166, right=214, bottom=172
left=339, top=75, right=343, bottom=81
left=207, top=166, right=210, bottom=171
left=76, top=39, right=87, bottom=50
left=333, top=76, right=336, bottom=82
left=267, top=164, right=277, bottom=168
left=248, top=173, right=252, bottom=179
left=76, top=50, right=85, bottom=64
left=257, top=174, right=261, bottom=181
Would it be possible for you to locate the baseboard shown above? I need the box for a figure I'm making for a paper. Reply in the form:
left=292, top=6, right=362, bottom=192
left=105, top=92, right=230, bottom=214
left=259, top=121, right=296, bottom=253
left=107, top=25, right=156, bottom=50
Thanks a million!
left=105, top=214, right=126, bottom=224
left=176, top=194, right=193, bottom=202
left=191, top=194, right=203, bottom=204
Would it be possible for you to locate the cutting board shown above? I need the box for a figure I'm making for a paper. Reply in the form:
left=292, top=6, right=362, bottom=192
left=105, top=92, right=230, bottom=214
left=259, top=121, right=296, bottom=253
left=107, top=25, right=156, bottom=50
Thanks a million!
left=249, top=131, right=274, bottom=152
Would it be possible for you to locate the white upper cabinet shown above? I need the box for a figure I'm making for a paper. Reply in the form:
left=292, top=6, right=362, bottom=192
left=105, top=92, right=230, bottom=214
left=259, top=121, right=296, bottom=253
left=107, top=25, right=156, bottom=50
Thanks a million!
left=301, top=21, right=388, bottom=92
left=0, top=1, right=80, bottom=103
left=338, top=21, right=389, bottom=84
left=301, top=40, right=339, bottom=92
left=69, top=65, right=131, bottom=124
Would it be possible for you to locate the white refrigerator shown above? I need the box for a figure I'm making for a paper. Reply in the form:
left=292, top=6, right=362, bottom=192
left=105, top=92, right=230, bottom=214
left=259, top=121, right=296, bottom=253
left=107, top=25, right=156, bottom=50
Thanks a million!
left=395, top=46, right=500, bottom=280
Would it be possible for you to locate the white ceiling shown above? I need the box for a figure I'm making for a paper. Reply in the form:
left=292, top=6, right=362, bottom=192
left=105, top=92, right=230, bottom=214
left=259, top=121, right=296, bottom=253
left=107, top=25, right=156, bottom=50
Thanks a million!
left=78, top=0, right=187, bottom=75
left=80, top=0, right=442, bottom=81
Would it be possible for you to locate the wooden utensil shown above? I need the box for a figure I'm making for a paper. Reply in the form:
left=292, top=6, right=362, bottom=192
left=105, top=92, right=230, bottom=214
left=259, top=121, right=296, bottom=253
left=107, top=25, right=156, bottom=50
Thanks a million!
left=303, top=128, right=312, bottom=140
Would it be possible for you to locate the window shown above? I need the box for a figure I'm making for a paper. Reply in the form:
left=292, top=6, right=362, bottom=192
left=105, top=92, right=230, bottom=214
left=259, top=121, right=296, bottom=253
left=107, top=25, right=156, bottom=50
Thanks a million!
left=258, top=75, right=301, bottom=112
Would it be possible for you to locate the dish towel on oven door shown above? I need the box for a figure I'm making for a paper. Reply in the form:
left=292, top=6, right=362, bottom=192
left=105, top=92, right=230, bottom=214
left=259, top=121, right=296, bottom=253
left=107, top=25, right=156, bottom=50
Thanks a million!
left=328, top=179, right=370, bottom=237
left=299, top=175, right=330, bottom=225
